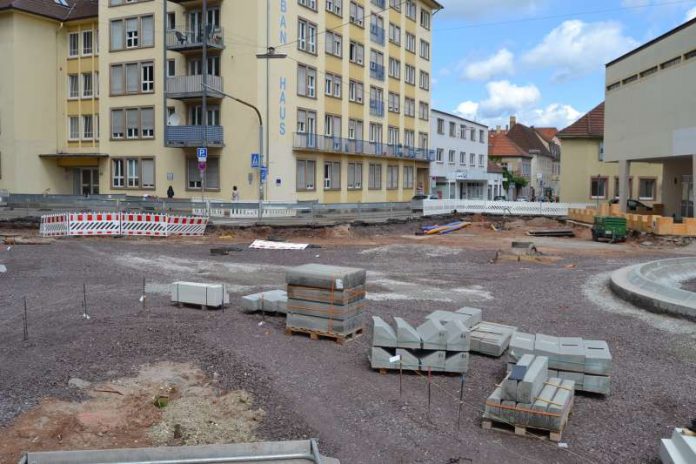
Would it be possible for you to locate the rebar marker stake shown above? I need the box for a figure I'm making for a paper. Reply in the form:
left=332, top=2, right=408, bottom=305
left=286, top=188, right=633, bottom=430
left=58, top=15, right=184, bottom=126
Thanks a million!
left=23, top=296, right=28, bottom=341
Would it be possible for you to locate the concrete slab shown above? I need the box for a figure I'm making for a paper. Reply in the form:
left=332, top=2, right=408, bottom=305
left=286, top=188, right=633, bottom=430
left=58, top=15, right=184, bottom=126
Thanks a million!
left=510, top=353, right=535, bottom=381
left=470, top=322, right=515, bottom=357
left=370, top=347, right=396, bottom=370
left=395, top=348, right=420, bottom=370
left=395, top=317, right=421, bottom=349
left=444, top=352, right=469, bottom=374
left=548, top=379, right=574, bottom=430
left=509, top=332, right=535, bottom=360
left=170, top=281, right=229, bottom=308
left=517, top=356, right=548, bottom=404
left=417, top=318, right=447, bottom=350
left=287, top=284, right=366, bottom=305
left=501, top=373, right=518, bottom=402
left=534, top=333, right=560, bottom=358
left=582, top=374, right=611, bottom=395
left=241, top=293, right=263, bottom=313
left=484, top=385, right=503, bottom=419
left=584, top=339, right=613, bottom=375
left=558, top=337, right=585, bottom=373
left=444, top=319, right=470, bottom=352
left=425, top=310, right=474, bottom=327
left=286, top=264, right=366, bottom=290
left=420, top=350, right=446, bottom=371
left=286, top=313, right=363, bottom=335
left=286, top=298, right=365, bottom=320
left=372, top=316, right=397, bottom=348
left=261, top=289, right=288, bottom=314
left=455, top=307, right=482, bottom=327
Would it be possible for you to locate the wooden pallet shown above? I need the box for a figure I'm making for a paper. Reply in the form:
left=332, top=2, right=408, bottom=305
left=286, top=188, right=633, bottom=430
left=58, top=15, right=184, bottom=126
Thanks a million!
left=482, top=397, right=573, bottom=443
left=284, top=326, right=364, bottom=345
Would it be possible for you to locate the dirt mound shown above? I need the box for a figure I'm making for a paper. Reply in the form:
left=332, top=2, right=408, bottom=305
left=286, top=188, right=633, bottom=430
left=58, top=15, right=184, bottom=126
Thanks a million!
left=526, top=217, right=562, bottom=228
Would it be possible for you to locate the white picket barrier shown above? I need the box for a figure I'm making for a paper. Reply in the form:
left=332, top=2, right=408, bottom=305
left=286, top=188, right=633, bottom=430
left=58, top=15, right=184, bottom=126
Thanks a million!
left=422, top=200, right=593, bottom=217
left=68, top=212, right=121, bottom=236
left=167, top=215, right=208, bottom=236
left=39, top=213, right=69, bottom=237
left=120, top=213, right=168, bottom=236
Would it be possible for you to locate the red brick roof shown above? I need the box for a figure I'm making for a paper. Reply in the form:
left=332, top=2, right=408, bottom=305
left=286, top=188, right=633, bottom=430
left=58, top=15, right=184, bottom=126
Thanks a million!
left=507, top=123, right=552, bottom=158
left=535, top=127, right=558, bottom=143
left=0, top=0, right=97, bottom=21
left=557, top=102, right=604, bottom=139
left=488, top=132, right=532, bottom=158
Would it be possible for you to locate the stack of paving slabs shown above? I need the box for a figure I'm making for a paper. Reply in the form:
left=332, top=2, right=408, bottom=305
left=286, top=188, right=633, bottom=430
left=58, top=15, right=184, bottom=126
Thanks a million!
left=369, top=313, right=470, bottom=374
left=241, top=289, right=288, bottom=314
left=483, top=354, right=575, bottom=441
left=285, top=264, right=367, bottom=339
left=506, top=332, right=612, bottom=395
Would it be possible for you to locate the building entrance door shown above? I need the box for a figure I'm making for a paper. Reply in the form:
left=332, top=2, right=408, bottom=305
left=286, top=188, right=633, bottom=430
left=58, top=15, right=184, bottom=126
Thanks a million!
left=681, top=175, right=693, bottom=218
left=79, top=168, right=99, bottom=195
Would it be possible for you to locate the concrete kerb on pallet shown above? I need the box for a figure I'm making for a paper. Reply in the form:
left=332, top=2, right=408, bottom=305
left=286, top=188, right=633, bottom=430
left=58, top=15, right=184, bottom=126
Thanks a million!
left=610, top=257, right=696, bottom=321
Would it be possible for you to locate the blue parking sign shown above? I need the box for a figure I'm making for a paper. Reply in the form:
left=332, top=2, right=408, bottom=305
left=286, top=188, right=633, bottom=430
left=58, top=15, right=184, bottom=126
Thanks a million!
left=251, top=153, right=260, bottom=168
left=196, top=147, right=207, bottom=162
left=260, top=166, right=268, bottom=183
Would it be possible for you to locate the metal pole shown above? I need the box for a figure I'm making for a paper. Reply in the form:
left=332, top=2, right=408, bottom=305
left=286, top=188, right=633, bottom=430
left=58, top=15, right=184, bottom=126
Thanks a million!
left=265, top=0, right=270, bottom=203
left=201, top=0, right=208, bottom=201
left=399, top=361, right=402, bottom=398
left=258, top=123, right=264, bottom=221
left=142, top=276, right=146, bottom=311
left=82, top=283, right=88, bottom=318
left=23, top=296, right=28, bottom=341
left=457, top=374, right=465, bottom=430
left=427, top=367, right=432, bottom=420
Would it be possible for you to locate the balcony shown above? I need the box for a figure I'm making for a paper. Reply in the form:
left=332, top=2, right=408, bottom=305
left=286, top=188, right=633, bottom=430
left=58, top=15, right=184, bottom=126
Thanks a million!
left=370, top=25, right=385, bottom=45
left=371, top=0, right=386, bottom=7
left=369, top=99, right=384, bottom=117
left=293, top=133, right=432, bottom=161
left=165, top=125, right=224, bottom=148
left=369, top=62, right=385, bottom=81
left=166, top=27, right=224, bottom=52
left=166, top=74, right=223, bottom=100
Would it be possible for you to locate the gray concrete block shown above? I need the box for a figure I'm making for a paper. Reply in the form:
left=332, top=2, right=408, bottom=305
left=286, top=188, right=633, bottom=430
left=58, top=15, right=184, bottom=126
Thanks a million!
left=286, top=264, right=366, bottom=290
left=501, top=400, right=517, bottom=426
left=417, top=318, right=447, bottom=350
left=483, top=385, right=503, bottom=419
left=557, top=370, right=584, bottom=387
left=171, top=281, right=229, bottom=308
left=534, top=333, right=560, bottom=358
left=286, top=298, right=365, bottom=320
left=548, top=379, right=574, bottom=431
left=501, top=373, right=518, bottom=402
left=670, top=428, right=696, bottom=462
left=583, top=339, right=612, bottom=375
left=370, top=347, right=396, bottom=370
left=444, top=319, right=470, bottom=352
left=509, top=332, right=536, bottom=360
left=582, top=374, right=611, bottom=395
left=470, top=322, right=515, bottom=357
left=261, top=289, right=288, bottom=314
left=372, top=316, right=397, bottom=348
left=395, top=348, right=420, bottom=370
left=287, top=284, right=366, bottom=305
left=517, top=356, right=548, bottom=404
left=241, top=293, right=263, bottom=313
left=510, top=353, right=536, bottom=380
left=455, top=307, right=483, bottom=327
left=425, top=310, right=474, bottom=327
left=395, top=317, right=421, bottom=349
left=420, top=350, right=446, bottom=371
left=557, top=337, right=585, bottom=373
left=286, top=313, right=364, bottom=335
left=530, top=377, right=561, bottom=429
left=515, top=402, right=534, bottom=427
left=444, top=352, right=469, bottom=373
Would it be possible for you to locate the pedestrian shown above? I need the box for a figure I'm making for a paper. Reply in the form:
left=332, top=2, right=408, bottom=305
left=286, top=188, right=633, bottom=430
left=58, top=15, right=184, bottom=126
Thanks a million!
left=232, top=185, right=240, bottom=201
left=167, top=185, right=174, bottom=199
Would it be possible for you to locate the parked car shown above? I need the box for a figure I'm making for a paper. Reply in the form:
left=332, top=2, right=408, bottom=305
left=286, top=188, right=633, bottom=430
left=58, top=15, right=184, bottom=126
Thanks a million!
left=493, top=195, right=507, bottom=201
left=516, top=197, right=529, bottom=202
left=609, top=198, right=653, bottom=212
left=410, top=193, right=439, bottom=213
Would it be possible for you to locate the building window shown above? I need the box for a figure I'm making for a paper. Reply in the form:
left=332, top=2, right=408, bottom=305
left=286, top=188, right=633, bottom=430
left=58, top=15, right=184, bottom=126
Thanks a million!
left=460, top=151, right=466, bottom=164
left=369, top=49, right=384, bottom=80
left=369, top=122, right=383, bottom=144
left=68, top=74, right=79, bottom=99
left=94, top=72, right=100, bottom=97
left=368, top=163, right=382, bottom=189
left=418, top=132, right=428, bottom=150
left=297, top=64, right=317, bottom=98
left=479, top=154, right=485, bottom=167
left=419, top=39, right=430, bottom=60
left=110, top=15, right=154, bottom=51
left=326, top=0, right=342, bottom=16
left=469, top=153, right=475, bottom=167
left=349, top=40, right=364, bottom=65
left=638, top=178, right=656, bottom=200
left=388, top=92, right=400, bottom=113
left=389, top=23, right=401, bottom=45
left=68, top=116, right=80, bottom=140
left=387, top=165, right=399, bottom=189
left=141, top=62, right=154, bottom=92
left=403, top=166, right=414, bottom=189
left=298, top=0, right=317, bottom=11
left=387, top=126, right=399, bottom=146
left=470, top=128, right=476, bottom=140
left=449, top=122, right=456, bottom=137
left=82, top=30, right=93, bottom=55
left=660, top=56, right=681, bottom=70
left=420, top=9, right=431, bottom=29
left=167, top=59, right=176, bottom=77
left=418, top=102, right=429, bottom=121
left=436, top=148, right=443, bottom=162
left=405, top=32, right=416, bottom=53
left=296, top=159, right=316, bottom=191
left=324, top=161, right=341, bottom=190
left=404, top=98, right=415, bottom=117
left=348, top=162, right=363, bottom=189
left=348, top=80, right=364, bottom=103
left=112, top=159, right=124, bottom=187
left=437, top=118, right=444, bottom=134
left=111, top=158, right=155, bottom=189
left=325, top=31, right=343, bottom=57
left=325, top=73, right=342, bottom=98
left=324, top=114, right=342, bottom=138
left=448, top=150, right=455, bottom=164
left=141, top=108, right=154, bottom=138
left=404, top=130, right=415, bottom=148
left=68, top=32, right=79, bottom=57
left=388, top=57, right=401, bottom=79
left=389, top=0, right=401, bottom=11
left=297, top=109, right=317, bottom=137
left=613, top=177, right=633, bottom=199
left=82, top=115, right=93, bottom=139
left=297, top=18, right=318, bottom=54
left=419, top=70, right=430, bottom=90
left=590, top=177, right=608, bottom=199
left=187, top=157, right=219, bottom=190
left=111, top=107, right=154, bottom=140
left=405, top=0, right=416, bottom=19
left=349, top=1, right=364, bottom=26
left=404, top=64, right=416, bottom=85
left=369, top=86, right=384, bottom=117
left=82, top=73, right=93, bottom=97
left=479, top=129, right=485, bottom=142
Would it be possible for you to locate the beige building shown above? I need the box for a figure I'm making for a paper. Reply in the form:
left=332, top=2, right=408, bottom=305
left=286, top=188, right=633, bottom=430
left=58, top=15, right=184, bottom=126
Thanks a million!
left=605, top=17, right=696, bottom=217
left=0, top=0, right=442, bottom=203
left=558, top=102, right=663, bottom=205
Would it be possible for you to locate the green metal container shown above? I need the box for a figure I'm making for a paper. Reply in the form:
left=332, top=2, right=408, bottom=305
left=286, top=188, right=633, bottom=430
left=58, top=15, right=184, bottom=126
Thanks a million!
left=592, top=216, right=627, bottom=242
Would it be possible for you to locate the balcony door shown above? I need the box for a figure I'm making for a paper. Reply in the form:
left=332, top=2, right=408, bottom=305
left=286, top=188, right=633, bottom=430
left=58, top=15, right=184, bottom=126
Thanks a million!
left=74, top=168, right=99, bottom=195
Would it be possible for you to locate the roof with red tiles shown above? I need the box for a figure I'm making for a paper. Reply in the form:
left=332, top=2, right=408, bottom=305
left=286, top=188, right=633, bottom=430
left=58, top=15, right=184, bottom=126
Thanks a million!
left=488, top=131, right=532, bottom=158
left=557, top=102, right=604, bottom=139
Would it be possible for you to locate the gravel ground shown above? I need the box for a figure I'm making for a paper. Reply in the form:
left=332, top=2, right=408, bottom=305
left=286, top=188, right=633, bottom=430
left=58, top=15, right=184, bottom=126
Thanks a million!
left=0, top=225, right=695, bottom=464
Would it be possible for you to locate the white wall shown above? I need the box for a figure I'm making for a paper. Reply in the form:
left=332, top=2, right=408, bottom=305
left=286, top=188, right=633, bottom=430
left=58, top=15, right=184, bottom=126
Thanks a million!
left=430, top=110, right=488, bottom=182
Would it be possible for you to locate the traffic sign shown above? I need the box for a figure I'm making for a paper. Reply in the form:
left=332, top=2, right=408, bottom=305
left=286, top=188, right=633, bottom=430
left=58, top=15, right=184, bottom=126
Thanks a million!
left=251, top=153, right=260, bottom=168
left=260, top=166, right=268, bottom=183
left=198, top=161, right=206, bottom=171
left=197, top=147, right=208, bottom=162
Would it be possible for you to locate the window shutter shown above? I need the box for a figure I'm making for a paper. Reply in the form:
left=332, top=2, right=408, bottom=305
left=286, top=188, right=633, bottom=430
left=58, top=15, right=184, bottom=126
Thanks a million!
left=110, top=20, right=123, bottom=49
left=142, top=159, right=155, bottom=188
left=206, top=158, right=220, bottom=189
left=126, top=64, right=139, bottom=93
left=141, top=16, right=154, bottom=46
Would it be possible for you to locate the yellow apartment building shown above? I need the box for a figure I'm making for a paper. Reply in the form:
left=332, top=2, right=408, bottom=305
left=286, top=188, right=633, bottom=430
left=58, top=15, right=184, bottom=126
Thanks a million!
left=0, top=0, right=442, bottom=203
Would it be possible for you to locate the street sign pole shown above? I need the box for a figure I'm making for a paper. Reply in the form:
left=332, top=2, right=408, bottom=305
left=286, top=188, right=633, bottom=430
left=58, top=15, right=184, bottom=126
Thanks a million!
left=197, top=147, right=208, bottom=201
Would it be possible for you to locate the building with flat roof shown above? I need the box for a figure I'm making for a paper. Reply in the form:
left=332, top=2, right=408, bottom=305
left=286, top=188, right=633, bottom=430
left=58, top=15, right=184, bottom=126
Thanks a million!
left=604, top=17, right=696, bottom=217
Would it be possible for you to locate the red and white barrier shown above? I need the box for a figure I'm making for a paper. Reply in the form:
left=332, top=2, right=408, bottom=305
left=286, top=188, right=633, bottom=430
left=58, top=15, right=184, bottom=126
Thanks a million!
left=68, top=212, right=121, bottom=236
left=39, top=212, right=207, bottom=238
left=167, top=215, right=208, bottom=236
left=120, top=213, right=168, bottom=237
left=39, top=213, right=69, bottom=237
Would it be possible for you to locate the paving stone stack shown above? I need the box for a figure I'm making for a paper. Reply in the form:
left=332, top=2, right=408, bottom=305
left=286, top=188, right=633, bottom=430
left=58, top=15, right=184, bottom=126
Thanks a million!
left=484, top=354, right=575, bottom=437
left=369, top=313, right=471, bottom=374
left=659, top=427, right=696, bottom=464
left=506, top=332, right=612, bottom=395
left=241, top=289, right=288, bottom=314
left=285, top=264, right=367, bottom=337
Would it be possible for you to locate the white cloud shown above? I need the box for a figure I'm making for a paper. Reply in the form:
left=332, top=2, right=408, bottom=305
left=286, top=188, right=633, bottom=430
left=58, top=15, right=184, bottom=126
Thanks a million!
left=438, top=0, right=542, bottom=19
left=462, top=49, right=515, bottom=80
left=476, top=80, right=541, bottom=118
left=455, top=101, right=479, bottom=120
left=687, top=6, right=696, bottom=21
left=522, top=20, right=639, bottom=82
left=621, top=0, right=652, bottom=6
left=526, top=104, right=582, bottom=128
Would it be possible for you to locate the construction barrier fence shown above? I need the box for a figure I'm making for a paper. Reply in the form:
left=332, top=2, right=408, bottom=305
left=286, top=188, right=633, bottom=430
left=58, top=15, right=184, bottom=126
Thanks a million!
left=39, top=212, right=208, bottom=238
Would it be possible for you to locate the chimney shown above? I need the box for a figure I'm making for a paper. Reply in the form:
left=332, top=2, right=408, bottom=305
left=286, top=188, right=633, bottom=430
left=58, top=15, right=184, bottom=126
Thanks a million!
left=510, top=116, right=517, bottom=127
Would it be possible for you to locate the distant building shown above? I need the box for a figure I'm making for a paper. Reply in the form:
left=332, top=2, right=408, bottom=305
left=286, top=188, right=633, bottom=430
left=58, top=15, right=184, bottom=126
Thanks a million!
left=558, top=102, right=662, bottom=204
left=430, top=109, right=489, bottom=199
left=604, top=17, right=696, bottom=217
left=486, top=162, right=505, bottom=199
left=488, top=130, right=532, bottom=200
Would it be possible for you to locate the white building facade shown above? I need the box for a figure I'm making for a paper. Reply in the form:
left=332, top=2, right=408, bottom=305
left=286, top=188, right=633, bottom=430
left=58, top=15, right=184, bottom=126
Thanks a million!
left=430, top=109, right=489, bottom=199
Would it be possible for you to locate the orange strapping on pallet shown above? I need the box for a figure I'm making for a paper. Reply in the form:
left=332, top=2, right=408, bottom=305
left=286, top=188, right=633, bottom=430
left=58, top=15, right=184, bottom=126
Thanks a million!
left=544, top=381, right=574, bottom=391
left=484, top=401, right=564, bottom=418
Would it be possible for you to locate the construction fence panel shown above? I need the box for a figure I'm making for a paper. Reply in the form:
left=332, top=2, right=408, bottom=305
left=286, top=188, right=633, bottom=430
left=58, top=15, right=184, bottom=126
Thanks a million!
left=167, top=215, right=208, bottom=236
left=68, top=212, right=121, bottom=236
left=120, top=213, right=168, bottom=237
left=39, top=213, right=69, bottom=237
left=422, top=200, right=593, bottom=217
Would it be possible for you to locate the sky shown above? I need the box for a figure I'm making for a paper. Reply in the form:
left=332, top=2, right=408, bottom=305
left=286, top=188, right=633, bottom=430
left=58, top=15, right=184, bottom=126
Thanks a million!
left=431, top=0, right=696, bottom=130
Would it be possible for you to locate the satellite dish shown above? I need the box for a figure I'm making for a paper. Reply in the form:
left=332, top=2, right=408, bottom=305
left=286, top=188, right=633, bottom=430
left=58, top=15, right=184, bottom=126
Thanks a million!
left=168, top=113, right=180, bottom=126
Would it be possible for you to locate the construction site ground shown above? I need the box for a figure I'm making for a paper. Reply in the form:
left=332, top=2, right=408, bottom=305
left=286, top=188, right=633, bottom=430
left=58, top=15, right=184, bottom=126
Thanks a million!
left=1, top=215, right=695, bottom=464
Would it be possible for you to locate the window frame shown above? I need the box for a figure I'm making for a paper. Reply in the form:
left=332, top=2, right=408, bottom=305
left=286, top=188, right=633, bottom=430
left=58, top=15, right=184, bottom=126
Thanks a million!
left=638, top=177, right=657, bottom=201
left=347, top=162, right=363, bottom=190
left=109, top=15, right=155, bottom=52
left=387, top=165, right=399, bottom=190
left=590, top=176, right=609, bottom=200
left=82, top=30, right=93, bottom=56
left=368, top=163, right=382, bottom=190
left=68, top=32, right=79, bottom=57
left=110, top=156, right=156, bottom=190
left=323, top=161, right=341, bottom=190
left=296, top=159, right=317, bottom=192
